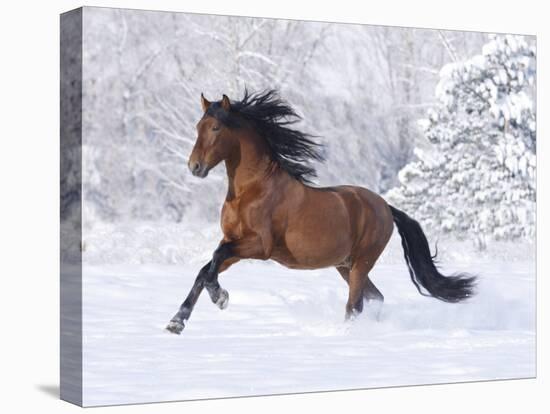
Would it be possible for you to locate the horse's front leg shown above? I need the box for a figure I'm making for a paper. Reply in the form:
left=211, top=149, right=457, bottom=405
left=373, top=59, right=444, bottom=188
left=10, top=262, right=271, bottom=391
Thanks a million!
left=166, top=243, right=239, bottom=334
left=166, top=261, right=211, bottom=334
left=203, top=243, right=238, bottom=310
left=166, top=236, right=269, bottom=334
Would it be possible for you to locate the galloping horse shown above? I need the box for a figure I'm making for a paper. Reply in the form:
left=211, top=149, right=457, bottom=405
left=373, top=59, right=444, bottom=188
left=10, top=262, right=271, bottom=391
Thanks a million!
left=166, top=90, right=476, bottom=334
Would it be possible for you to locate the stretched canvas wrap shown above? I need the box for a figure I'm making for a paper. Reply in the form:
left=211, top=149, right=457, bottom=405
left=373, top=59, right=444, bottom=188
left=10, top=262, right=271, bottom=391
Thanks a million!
left=60, top=6, right=537, bottom=407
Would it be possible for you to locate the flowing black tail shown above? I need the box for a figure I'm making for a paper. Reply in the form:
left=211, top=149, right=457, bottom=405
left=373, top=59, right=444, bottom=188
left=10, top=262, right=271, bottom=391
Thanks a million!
left=389, top=205, right=476, bottom=302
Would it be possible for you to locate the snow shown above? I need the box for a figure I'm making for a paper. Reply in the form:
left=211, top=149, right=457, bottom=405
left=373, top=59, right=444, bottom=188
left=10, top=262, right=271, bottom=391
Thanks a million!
left=81, top=238, right=535, bottom=406
left=83, top=219, right=220, bottom=265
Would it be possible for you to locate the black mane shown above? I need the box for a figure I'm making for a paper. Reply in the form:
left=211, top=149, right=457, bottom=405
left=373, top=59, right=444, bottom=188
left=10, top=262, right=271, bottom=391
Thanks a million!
left=205, top=89, right=325, bottom=183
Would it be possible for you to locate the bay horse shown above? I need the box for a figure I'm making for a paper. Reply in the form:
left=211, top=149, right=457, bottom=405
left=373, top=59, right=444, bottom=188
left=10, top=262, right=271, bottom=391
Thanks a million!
left=166, top=90, right=476, bottom=334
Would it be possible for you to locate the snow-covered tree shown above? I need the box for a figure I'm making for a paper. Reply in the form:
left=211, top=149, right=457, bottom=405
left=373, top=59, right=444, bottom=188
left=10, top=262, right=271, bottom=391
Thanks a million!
left=387, top=35, right=536, bottom=248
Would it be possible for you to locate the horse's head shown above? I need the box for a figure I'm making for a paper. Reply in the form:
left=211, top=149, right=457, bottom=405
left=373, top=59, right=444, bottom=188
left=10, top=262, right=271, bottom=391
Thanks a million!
left=188, top=93, right=239, bottom=178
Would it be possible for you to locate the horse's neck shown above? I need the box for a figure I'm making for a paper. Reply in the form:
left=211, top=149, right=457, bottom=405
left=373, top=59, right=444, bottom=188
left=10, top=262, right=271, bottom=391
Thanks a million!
left=224, top=134, right=275, bottom=200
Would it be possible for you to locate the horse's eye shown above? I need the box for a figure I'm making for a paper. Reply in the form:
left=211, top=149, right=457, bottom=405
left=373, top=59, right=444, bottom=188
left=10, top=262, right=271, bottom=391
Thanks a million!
left=212, top=125, right=220, bottom=132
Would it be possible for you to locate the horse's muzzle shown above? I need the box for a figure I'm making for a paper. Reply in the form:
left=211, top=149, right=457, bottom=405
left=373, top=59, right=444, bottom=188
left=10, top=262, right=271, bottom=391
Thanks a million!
left=189, top=161, right=209, bottom=178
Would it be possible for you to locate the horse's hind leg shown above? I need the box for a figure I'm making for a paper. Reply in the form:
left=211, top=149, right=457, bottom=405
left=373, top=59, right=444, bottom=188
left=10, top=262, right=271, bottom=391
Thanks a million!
left=345, top=262, right=371, bottom=319
left=363, top=275, right=384, bottom=320
left=344, top=260, right=384, bottom=320
left=364, top=276, right=384, bottom=303
left=336, top=266, right=350, bottom=284
left=337, top=266, right=363, bottom=314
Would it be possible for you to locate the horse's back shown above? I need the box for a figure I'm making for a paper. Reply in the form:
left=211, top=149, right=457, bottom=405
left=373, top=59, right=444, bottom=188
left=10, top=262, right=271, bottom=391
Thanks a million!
left=314, top=184, right=392, bottom=222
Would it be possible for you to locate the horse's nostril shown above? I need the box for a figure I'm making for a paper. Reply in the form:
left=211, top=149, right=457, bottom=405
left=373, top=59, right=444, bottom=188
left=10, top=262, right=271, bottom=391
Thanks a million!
left=189, top=161, right=202, bottom=175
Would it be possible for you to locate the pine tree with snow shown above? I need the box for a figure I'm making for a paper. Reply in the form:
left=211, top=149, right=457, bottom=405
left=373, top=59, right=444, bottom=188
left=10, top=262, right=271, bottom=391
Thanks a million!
left=387, top=34, right=536, bottom=249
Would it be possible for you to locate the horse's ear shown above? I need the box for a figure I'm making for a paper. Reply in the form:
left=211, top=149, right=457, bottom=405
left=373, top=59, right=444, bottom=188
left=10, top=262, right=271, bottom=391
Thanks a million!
left=201, top=93, right=211, bottom=112
left=221, top=94, right=231, bottom=111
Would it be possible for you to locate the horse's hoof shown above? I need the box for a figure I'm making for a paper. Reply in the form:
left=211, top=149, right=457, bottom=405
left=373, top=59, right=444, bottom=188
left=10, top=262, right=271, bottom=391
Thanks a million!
left=166, top=319, right=185, bottom=335
left=215, top=289, right=229, bottom=310
left=345, top=309, right=360, bottom=322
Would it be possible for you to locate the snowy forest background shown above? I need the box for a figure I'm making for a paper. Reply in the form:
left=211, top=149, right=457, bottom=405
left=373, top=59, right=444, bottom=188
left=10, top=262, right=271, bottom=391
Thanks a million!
left=70, top=8, right=536, bottom=264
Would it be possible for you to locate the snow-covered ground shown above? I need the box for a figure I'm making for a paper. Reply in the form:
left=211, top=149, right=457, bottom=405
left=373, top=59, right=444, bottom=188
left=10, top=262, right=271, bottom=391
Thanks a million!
left=81, top=237, right=535, bottom=407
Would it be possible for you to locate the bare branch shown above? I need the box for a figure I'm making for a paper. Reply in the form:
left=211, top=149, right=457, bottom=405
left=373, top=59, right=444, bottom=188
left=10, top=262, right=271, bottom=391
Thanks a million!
left=438, top=30, right=460, bottom=63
